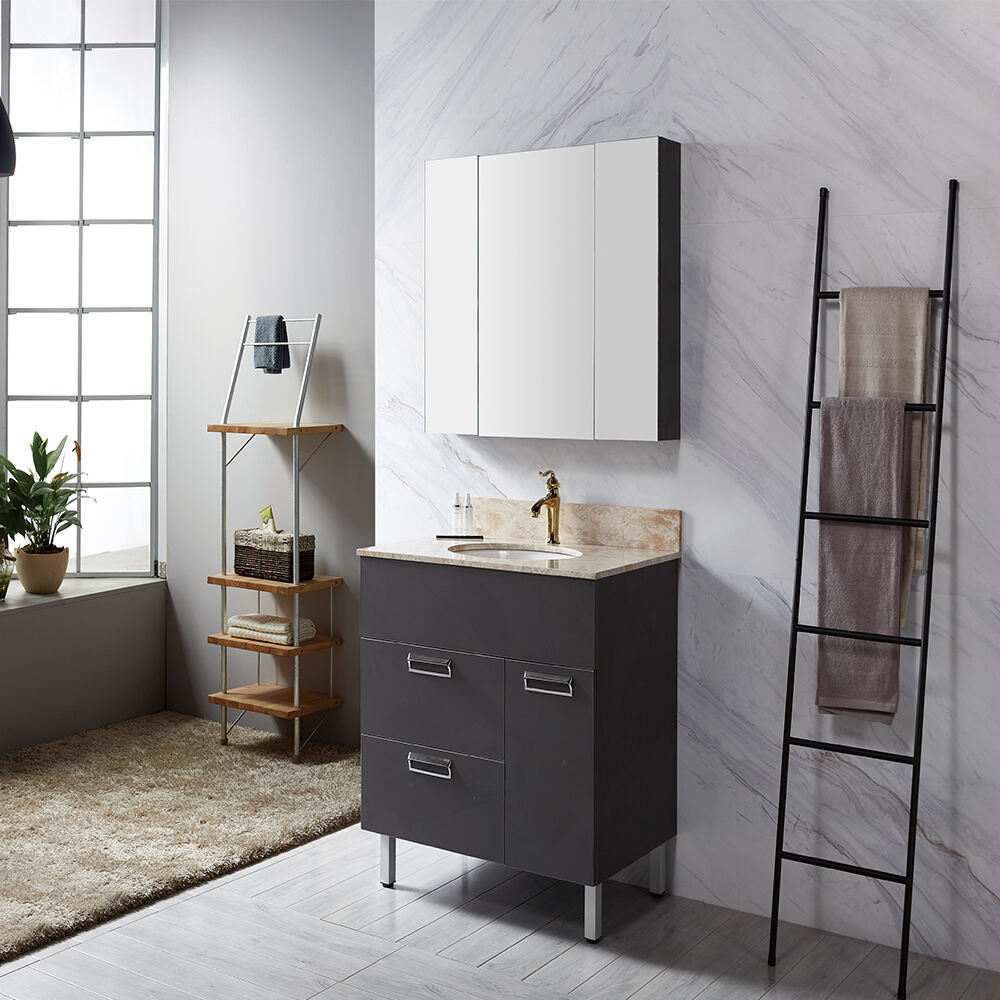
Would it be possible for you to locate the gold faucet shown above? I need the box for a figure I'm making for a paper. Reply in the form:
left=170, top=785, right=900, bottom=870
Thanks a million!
left=530, top=470, right=561, bottom=545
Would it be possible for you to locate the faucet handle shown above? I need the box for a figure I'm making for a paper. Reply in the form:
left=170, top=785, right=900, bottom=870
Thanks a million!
left=539, top=469, right=560, bottom=493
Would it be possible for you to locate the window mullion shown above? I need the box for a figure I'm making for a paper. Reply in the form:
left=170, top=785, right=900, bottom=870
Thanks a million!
left=75, top=0, right=85, bottom=573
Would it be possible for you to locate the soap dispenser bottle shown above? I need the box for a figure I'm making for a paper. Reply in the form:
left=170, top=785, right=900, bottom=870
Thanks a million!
left=451, top=492, right=463, bottom=535
left=461, top=493, right=474, bottom=536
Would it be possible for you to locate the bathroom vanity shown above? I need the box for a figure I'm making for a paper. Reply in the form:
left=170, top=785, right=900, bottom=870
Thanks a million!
left=358, top=513, right=679, bottom=941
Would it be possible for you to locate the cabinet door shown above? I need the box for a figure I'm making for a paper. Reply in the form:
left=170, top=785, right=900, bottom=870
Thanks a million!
left=425, top=155, right=478, bottom=434
left=478, top=144, right=595, bottom=439
left=504, top=660, right=595, bottom=884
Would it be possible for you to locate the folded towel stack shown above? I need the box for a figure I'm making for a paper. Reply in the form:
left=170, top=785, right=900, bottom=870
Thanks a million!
left=227, top=613, right=316, bottom=645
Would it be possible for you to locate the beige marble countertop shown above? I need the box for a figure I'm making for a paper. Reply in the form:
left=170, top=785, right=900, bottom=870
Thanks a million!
left=357, top=536, right=680, bottom=581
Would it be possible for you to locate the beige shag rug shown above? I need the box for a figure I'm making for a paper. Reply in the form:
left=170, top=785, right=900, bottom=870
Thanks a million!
left=0, top=711, right=361, bottom=961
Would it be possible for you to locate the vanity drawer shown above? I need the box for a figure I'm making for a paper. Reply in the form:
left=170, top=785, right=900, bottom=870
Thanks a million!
left=361, top=736, right=504, bottom=863
left=361, top=639, right=503, bottom=760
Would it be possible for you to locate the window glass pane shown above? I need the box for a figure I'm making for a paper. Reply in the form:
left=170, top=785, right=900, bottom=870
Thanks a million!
left=85, top=0, right=156, bottom=44
left=8, top=49, right=81, bottom=133
left=8, top=138, right=80, bottom=220
left=5, top=401, right=78, bottom=477
left=80, top=487, right=149, bottom=572
left=81, top=400, right=151, bottom=481
left=8, top=226, right=79, bottom=308
left=83, top=48, right=155, bottom=132
left=82, top=313, right=151, bottom=395
left=82, top=224, right=152, bottom=307
left=8, top=314, right=79, bottom=396
left=10, top=0, right=80, bottom=44
left=83, top=135, right=153, bottom=219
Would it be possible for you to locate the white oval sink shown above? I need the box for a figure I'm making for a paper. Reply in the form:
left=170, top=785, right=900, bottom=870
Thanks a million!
left=448, top=542, right=582, bottom=561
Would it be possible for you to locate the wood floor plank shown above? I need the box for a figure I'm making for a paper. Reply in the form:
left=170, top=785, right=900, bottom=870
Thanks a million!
left=400, top=871, right=555, bottom=955
left=567, top=896, right=733, bottom=1000
left=0, top=966, right=103, bottom=1000
left=622, top=908, right=768, bottom=1000
left=757, top=931, right=874, bottom=1000
left=961, top=969, right=1000, bottom=1000
left=34, top=949, right=196, bottom=1000
left=346, top=963, right=482, bottom=1000
left=74, top=931, right=286, bottom=1000
left=325, top=853, right=487, bottom=930
left=377, top=947, right=572, bottom=1000
left=152, top=895, right=390, bottom=982
left=439, top=880, right=579, bottom=968
left=115, top=915, right=335, bottom=1000
left=191, top=890, right=398, bottom=965
left=825, top=944, right=926, bottom=1000
left=363, top=862, right=520, bottom=941
left=905, top=955, right=981, bottom=1000
left=294, top=842, right=461, bottom=920
left=683, top=919, right=824, bottom=1000
left=525, top=890, right=691, bottom=993
left=226, top=837, right=379, bottom=898
left=311, top=985, right=385, bottom=1000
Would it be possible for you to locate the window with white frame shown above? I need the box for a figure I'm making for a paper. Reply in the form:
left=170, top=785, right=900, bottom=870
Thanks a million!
left=0, top=0, right=159, bottom=575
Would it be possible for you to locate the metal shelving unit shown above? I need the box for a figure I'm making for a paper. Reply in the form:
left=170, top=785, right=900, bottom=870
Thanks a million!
left=206, top=313, right=343, bottom=761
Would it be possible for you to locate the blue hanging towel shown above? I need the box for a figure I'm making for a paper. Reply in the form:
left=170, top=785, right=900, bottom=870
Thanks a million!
left=254, top=315, right=289, bottom=374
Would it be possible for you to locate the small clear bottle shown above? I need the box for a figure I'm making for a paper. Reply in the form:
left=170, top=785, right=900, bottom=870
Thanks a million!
left=461, top=493, right=474, bottom=536
left=451, top=492, right=463, bottom=535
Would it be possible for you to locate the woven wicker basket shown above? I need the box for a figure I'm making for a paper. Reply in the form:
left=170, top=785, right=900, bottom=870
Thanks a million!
left=233, top=528, right=315, bottom=583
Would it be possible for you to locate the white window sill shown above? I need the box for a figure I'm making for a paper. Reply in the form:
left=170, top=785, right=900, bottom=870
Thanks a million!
left=0, top=577, right=165, bottom=616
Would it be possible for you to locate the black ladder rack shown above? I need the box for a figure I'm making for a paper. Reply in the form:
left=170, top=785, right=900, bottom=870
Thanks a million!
left=767, top=179, right=958, bottom=1000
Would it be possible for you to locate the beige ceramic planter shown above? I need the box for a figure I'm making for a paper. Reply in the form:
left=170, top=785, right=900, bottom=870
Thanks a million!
left=15, top=547, right=70, bottom=595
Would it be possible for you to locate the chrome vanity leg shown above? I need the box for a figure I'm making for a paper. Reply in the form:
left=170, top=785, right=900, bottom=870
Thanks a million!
left=380, top=835, right=396, bottom=888
left=650, top=841, right=668, bottom=897
left=584, top=883, right=603, bottom=942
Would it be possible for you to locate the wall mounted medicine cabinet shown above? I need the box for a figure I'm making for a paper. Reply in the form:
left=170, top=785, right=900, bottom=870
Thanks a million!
left=424, top=136, right=680, bottom=442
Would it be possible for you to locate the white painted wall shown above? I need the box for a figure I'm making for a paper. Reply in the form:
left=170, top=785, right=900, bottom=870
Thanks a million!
left=165, top=0, right=374, bottom=747
left=375, top=0, right=1000, bottom=970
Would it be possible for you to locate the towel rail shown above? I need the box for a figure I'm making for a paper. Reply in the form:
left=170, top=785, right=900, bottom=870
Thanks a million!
left=804, top=511, right=930, bottom=528
left=810, top=401, right=936, bottom=412
left=818, top=289, right=944, bottom=299
left=767, top=180, right=958, bottom=1000
left=787, top=736, right=915, bottom=766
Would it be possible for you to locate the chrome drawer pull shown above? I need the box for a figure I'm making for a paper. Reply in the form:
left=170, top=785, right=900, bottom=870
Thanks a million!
left=407, top=653, right=453, bottom=678
left=523, top=670, right=574, bottom=697
left=407, top=751, right=453, bottom=779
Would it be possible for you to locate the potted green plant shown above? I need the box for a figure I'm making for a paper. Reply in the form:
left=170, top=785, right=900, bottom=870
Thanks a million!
left=0, top=477, right=20, bottom=601
left=0, top=433, right=88, bottom=595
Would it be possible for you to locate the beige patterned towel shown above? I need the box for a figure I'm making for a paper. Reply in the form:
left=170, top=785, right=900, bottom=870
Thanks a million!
left=839, top=286, right=930, bottom=623
left=227, top=613, right=316, bottom=645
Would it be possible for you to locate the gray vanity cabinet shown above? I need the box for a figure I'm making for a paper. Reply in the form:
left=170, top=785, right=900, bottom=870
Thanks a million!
left=360, top=555, right=678, bottom=941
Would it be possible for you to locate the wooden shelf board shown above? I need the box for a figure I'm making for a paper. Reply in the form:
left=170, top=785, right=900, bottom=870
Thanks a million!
left=207, top=572, right=343, bottom=595
left=207, top=422, right=343, bottom=437
left=207, top=632, right=342, bottom=657
left=208, top=683, right=342, bottom=720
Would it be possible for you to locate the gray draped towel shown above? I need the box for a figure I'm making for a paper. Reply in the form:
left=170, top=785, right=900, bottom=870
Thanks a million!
left=817, top=396, right=906, bottom=724
left=254, top=314, right=289, bottom=374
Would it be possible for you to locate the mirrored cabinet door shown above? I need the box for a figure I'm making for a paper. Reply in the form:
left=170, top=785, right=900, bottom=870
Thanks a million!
left=478, top=145, right=595, bottom=440
left=424, top=137, right=679, bottom=442
left=424, top=155, right=479, bottom=434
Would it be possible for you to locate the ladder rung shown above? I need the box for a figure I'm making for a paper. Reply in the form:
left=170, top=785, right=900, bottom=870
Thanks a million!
left=810, top=400, right=936, bottom=412
left=781, top=851, right=908, bottom=884
left=804, top=510, right=930, bottom=528
left=788, top=736, right=915, bottom=765
left=796, top=623, right=922, bottom=647
left=817, top=289, right=944, bottom=299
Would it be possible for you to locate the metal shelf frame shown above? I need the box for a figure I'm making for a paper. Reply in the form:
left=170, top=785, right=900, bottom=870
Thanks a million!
left=212, top=312, right=339, bottom=761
